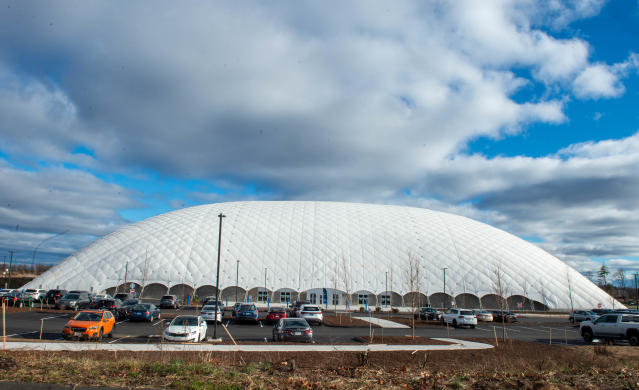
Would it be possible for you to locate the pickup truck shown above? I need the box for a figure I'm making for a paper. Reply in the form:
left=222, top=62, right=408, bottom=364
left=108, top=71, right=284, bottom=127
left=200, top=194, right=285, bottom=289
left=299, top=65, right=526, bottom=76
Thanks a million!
left=580, top=313, right=639, bottom=345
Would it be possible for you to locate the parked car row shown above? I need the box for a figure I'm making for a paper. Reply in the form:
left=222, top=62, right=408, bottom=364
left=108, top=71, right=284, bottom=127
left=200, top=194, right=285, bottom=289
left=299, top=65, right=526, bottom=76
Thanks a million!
left=413, top=307, right=517, bottom=324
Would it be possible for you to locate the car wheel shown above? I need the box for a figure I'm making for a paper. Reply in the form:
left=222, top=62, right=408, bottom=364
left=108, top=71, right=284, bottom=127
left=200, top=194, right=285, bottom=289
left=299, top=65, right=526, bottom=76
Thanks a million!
left=582, top=328, right=593, bottom=343
left=471, top=325, right=476, bottom=329
left=629, top=333, right=639, bottom=346
left=97, top=329, right=103, bottom=342
left=569, top=318, right=574, bottom=324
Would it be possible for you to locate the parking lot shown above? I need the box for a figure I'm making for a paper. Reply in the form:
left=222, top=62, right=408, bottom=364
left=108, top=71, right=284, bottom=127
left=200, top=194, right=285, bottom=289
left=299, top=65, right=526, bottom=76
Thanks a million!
left=0, top=306, right=588, bottom=346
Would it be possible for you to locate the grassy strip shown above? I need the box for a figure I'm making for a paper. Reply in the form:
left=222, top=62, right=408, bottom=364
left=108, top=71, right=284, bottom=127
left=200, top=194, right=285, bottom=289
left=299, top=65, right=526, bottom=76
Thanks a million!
left=0, top=341, right=638, bottom=389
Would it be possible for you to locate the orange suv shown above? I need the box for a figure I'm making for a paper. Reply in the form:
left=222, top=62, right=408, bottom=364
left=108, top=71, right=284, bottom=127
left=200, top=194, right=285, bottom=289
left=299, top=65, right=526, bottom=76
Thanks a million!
left=62, top=310, right=116, bottom=341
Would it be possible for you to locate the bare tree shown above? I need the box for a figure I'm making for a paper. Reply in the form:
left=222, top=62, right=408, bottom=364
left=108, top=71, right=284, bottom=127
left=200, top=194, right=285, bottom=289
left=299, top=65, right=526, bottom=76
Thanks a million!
left=492, top=264, right=510, bottom=342
left=404, top=253, right=420, bottom=339
left=566, top=268, right=574, bottom=313
left=615, top=268, right=626, bottom=299
left=536, top=279, right=547, bottom=312
left=139, top=248, right=151, bottom=299
left=340, top=255, right=352, bottom=319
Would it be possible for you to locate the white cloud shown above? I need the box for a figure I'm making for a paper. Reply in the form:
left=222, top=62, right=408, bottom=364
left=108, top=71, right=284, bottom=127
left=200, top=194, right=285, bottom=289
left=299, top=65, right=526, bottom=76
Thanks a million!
left=573, top=53, right=639, bottom=99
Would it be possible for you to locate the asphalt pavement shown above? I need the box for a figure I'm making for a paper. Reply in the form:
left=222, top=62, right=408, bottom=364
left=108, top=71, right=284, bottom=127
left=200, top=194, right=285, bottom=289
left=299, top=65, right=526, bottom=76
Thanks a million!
left=0, top=308, right=590, bottom=346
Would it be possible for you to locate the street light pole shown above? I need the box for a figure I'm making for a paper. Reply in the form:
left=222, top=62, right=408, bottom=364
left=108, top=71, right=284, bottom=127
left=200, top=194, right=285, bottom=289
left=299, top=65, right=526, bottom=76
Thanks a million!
left=235, top=260, right=239, bottom=303
left=442, top=267, right=448, bottom=309
left=264, top=267, right=267, bottom=303
left=635, top=272, right=639, bottom=309
left=385, top=271, right=388, bottom=308
left=213, top=213, right=225, bottom=340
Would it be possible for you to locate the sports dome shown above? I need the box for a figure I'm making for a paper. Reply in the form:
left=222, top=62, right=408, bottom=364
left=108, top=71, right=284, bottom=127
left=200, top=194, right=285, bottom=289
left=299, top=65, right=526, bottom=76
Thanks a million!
left=24, top=201, right=619, bottom=310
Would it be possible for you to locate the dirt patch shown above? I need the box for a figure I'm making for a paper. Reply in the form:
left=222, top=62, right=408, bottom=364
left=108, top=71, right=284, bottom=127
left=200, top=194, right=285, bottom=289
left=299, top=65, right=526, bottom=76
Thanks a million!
left=0, top=340, right=638, bottom=388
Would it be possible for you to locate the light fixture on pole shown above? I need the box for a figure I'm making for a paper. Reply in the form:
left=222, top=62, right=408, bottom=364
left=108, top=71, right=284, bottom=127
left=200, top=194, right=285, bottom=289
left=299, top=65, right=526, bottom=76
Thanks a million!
left=442, top=267, right=448, bottom=308
left=385, top=271, right=388, bottom=308
left=213, top=213, right=225, bottom=340
left=235, top=260, right=239, bottom=303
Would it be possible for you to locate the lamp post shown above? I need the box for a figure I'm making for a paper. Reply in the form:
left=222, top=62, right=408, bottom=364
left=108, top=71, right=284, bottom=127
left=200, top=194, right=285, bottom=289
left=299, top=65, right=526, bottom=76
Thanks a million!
left=213, top=213, right=225, bottom=340
left=634, top=273, right=638, bottom=310
left=235, top=260, right=239, bottom=303
left=264, top=267, right=267, bottom=303
left=385, top=271, right=388, bottom=308
left=442, top=267, right=448, bottom=308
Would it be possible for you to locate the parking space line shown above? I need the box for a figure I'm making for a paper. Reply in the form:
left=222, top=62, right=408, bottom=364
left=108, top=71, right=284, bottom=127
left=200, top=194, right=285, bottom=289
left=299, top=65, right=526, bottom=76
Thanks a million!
left=116, top=319, right=129, bottom=325
left=6, top=331, right=38, bottom=337
left=109, top=336, right=131, bottom=344
left=152, top=319, right=164, bottom=326
left=473, top=326, right=493, bottom=332
left=516, top=326, right=548, bottom=332
left=259, top=321, right=263, bottom=328
left=40, top=315, right=69, bottom=320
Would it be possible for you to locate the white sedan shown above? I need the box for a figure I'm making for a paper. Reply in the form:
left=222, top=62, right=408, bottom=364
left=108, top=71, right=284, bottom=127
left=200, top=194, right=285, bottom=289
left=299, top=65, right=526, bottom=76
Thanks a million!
left=200, top=304, right=223, bottom=323
left=163, top=315, right=208, bottom=342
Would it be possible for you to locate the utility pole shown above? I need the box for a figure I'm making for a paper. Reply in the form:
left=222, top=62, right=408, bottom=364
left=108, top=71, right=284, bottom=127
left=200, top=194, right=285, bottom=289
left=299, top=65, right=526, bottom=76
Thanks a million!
left=123, top=262, right=129, bottom=293
left=385, top=271, right=388, bottom=308
left=235, top=260, right=239, bottom=303
left=442, top=267, right=448, bottom=309
left=635, top=273, right=638, bottom=310
left=7, top=251, right=14, bottom=289
left=213, top=213, right=225, bottom=340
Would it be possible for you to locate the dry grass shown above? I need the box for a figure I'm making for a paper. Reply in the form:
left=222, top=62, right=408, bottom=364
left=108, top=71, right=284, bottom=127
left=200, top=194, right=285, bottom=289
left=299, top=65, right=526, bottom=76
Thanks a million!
left=0, top=340, right=638, bottom=389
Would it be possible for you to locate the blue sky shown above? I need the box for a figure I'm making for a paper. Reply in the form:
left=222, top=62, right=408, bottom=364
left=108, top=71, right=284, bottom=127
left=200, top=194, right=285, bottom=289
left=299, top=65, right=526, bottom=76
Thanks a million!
left=0, top=0, right=638, bottom=278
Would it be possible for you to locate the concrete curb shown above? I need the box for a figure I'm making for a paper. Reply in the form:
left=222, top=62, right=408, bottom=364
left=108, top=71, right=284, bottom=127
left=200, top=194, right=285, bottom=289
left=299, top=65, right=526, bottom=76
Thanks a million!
left=0, top=338, right=493, bottom=352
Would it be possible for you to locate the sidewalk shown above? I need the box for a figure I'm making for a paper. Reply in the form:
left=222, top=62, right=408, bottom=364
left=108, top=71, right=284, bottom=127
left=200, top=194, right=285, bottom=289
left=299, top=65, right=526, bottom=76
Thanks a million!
left=353, top=316, right=410, bottom=329
left=0, top=338, right=493, bottom=352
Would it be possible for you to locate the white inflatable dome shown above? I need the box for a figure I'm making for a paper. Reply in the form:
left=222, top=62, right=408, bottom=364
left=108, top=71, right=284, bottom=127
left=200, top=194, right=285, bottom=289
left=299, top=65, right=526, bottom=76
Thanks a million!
left=24, top=201, right=619, bottom=310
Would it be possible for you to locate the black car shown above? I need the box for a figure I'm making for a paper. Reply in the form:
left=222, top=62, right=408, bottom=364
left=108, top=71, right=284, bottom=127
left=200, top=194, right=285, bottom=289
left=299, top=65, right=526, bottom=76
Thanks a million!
left=90, top=299, right=127, bottom=320
left=414, top=307, right=441, bottom=320
left=1, top=291, right=22, bottom=307
left=122, top=298, right=141, bottom=315
left=272, top=318, right=313, bottom=343
left=159, top=295, right=180, bottom=309
left=492, top=310, right=518, bottom=323
left=45, top=289, right=67, bottom=305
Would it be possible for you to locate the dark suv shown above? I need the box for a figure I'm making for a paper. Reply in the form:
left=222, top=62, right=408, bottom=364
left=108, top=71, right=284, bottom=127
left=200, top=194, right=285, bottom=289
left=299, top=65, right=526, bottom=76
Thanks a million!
left=45, top=289, right=67, bottom=304
left=159, top=295, right=180, bottom=309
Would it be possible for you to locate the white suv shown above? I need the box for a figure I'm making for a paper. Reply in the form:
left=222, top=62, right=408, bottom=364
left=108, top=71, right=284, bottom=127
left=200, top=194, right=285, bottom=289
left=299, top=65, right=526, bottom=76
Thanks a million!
left=299, top=304, right=323, bottom=325
left=442, top=308, right=477, bottom=328
left=22, top=289, right=47, bottom=303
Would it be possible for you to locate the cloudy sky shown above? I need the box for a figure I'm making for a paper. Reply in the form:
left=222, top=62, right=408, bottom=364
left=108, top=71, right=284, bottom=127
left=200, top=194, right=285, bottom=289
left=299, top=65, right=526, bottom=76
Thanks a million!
left=0, top=1, right=638, bottom=279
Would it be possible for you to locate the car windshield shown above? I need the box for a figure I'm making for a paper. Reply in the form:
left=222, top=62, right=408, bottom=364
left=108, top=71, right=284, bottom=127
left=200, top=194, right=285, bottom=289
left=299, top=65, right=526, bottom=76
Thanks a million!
left=303, top=306, right=320, bottom=311
left=269, top=309, right=285, bottom=313
left=283, top=319, right=308, bottom=327
left=161, top=296, right=174, bottom=300
left=64, top=294, right=79, bottom=300
left=460, top=310, right=474, bottom=316
left=133, top=304, right=149, bottom=310
left=124, top=299, right=139, bottom=305
left=239, top=305, right=255, bottom=311
left=73, top=312, right=102, bottom=321
left=171, top=317, right=198, bottom=327
left=202, top=305, right=218, bottom=311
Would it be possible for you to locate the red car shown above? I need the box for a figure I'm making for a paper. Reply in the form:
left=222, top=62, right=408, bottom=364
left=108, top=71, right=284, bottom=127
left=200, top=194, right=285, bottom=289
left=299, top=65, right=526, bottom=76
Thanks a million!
left=266, top=307, right=287, bottom=324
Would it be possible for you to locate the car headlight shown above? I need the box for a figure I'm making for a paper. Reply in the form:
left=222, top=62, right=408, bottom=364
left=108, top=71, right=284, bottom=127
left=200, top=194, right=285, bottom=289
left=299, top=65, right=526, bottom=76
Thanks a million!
left=89, top=326, right=98, bottom=330
left=70, top=301, right=77, bottom=305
